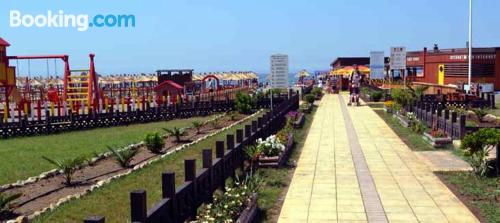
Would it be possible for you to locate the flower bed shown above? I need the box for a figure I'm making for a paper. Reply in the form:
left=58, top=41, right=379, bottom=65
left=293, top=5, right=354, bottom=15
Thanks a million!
left=258, top=133, right=294, bottom=168
left=194, top=175, right=261, bottom=223
left=287, top=111, right=305, bottom=129
left=423, top=131, right=452, bottom=148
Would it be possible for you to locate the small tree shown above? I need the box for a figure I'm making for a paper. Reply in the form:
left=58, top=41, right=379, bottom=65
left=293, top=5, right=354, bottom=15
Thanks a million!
left=144, top=132, right=165, bottom=154
left=107, top=146, right=139, bottom=168
left=191, top=121, right=204, bottom=134
left=42, top=155, right=86, bottom=185
left=235, top=92, right=254, bottom=114
left=163, top=127, right=187, bottom=143
left=0, top=192, right=22, bottom=215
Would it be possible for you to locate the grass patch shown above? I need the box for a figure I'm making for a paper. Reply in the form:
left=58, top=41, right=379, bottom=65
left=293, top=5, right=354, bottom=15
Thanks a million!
left=488, top=103, right=500, bottom=117
left=255, top=107, right=317, bottom=222
left=0, top=116, right=212, bottom=186
left=368, top=105, right=437, bottom=151
left=437, top=172, right=499, bottom=223
left=33, top=113, right=261, bottom=223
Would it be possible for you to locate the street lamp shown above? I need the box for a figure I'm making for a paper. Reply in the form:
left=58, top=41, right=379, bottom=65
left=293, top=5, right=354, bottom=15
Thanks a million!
left=468, top=0, right=473, bottom=90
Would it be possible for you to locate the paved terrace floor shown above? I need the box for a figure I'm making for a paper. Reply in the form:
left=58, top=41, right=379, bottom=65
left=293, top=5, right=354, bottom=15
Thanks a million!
left=278, top=94, right=478, bottom=223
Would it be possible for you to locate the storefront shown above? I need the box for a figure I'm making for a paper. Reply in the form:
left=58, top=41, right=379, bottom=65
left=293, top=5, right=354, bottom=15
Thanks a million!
left=406, top=47, right=500, bottom=91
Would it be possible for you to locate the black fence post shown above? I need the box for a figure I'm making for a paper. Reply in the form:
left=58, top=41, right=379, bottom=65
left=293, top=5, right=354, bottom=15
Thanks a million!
left=257, top=117, right=263, bottom=129
left=161, top=172, right=177, bottom=222
left=202, top=149, right=213, bottom=203
left=459, top=115, right=466, bottom=139
left=185, top=159, right=197, bottom=219
left=162, top=172, right=176, bottom=199
left=236, top=129, right=243, bottom=145
left=245, top=124, right=252, bottom=140
left=215, top=141, right=225, bottom=190
left=84, top=216, right=105, bottom=223
left=251, top=120, right=258, bottom=133
left=185, top=159, right=196, bottom=182
left=444, top=109, right=450, bottom=120
left=130, top=190, right=147, bottom=223
left=490, top=93, right=496, bottom=109
left=226, top=135, right=234, bottom=150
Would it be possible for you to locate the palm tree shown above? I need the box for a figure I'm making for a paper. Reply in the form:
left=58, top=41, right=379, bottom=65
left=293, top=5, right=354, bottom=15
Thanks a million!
left=163, top=127, right=187, bottom=143
left=107, top=146, right=139, bottom=168
left=191, top=121, right=204, bottom=134
left=42, top=156, right=86, bottom=185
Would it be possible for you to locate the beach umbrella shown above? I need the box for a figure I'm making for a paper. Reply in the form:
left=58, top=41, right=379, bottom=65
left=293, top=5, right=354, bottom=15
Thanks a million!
left=295, top=70, right=311, bottom=78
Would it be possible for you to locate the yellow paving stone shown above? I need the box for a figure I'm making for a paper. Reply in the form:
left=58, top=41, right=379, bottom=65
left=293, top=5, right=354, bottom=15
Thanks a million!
left=337, top=212, right=367, bottom=221
left=279, top=94, right=478, bottom=223
left=385, top=213, right=419, bottom=222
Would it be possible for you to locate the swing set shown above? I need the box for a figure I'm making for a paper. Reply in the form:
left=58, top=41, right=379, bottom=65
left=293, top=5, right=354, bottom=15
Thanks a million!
left=6, top=54, right=100, bottom=113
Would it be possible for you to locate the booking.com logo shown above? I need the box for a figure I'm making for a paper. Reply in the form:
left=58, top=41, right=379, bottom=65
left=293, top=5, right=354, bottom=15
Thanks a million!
left=9, top=10, right=135, bottom=32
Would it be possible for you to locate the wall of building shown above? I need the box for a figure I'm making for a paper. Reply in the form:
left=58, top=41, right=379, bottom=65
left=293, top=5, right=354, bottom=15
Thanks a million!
left=406, top=48, right=500, bottom=91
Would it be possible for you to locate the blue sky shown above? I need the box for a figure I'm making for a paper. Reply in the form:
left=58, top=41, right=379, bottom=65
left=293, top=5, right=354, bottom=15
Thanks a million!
left=1, top=0, right=500, bottom=76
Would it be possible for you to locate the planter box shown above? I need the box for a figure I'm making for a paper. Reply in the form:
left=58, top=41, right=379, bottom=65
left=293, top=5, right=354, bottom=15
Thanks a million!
left=293, top=113, right=305, bottom=129
left=393, top=113, right=410, bottom=128
left=258, top=134, right=294, bottom=168
left=300, top=104, right=312, bottom=114
left=383, top=106, right=393, bottom=113
left=236, top=193, right=258, bottom=223
left=423, top=132, right=452, bottom=148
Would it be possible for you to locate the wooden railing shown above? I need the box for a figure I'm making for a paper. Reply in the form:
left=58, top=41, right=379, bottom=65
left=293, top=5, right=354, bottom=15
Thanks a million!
left=412, top=102, right=466, bottom=139
left=83, top=94, right=299, bottom=223
left=0, top=95, right=288, bottom=138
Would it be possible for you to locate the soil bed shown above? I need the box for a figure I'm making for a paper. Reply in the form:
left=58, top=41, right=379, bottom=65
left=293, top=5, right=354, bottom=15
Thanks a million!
left=1, top=115, right=246, bottom=221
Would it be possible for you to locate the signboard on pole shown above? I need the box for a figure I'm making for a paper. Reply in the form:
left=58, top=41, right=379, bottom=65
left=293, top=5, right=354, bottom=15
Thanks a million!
left=390, top=47, right=406, bottom=70
left=370, top=51, right=385, bottom=79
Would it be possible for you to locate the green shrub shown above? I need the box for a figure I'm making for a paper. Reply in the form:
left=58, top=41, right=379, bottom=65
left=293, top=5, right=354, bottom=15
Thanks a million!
left=391, top=88, right=414, bottom=108
left=42, top=155, right=87, bottom=185
left=107, top=146, right=139, bottom=168
left=304, top=94, right=315, bottom=104
left=461, top=128, right=500, bottom=176
left=235, top=92, right=254, bottom=114
left=311, top=87, right=323, bottom=97
left=144, top=132, right=165, bottom=154
left=370, top=91, right=383, bottom=102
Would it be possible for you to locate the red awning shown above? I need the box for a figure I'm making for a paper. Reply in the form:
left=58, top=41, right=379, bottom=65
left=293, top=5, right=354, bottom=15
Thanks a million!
left=154, top=80, right=183, bottom=91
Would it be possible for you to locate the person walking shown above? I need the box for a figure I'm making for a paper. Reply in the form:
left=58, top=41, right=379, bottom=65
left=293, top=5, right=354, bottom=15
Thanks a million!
left=348, top=65, right=362, bottom=106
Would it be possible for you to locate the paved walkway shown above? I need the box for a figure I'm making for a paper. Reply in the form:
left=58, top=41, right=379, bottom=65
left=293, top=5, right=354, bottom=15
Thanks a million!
left=278, top=94, right=478, bottom=223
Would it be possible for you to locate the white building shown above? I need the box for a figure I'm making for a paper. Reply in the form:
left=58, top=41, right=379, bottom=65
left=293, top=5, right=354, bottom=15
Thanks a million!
left=270, top=54, right=289, bottom=89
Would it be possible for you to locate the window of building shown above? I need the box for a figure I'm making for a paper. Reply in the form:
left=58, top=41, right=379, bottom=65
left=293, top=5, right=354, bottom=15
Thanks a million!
left=444, top=63, right=495, bottom=76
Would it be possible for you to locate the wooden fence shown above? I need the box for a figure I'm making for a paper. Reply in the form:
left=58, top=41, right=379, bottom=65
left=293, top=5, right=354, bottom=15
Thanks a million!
left=0, top=95, right=287, bottom=138
left=420, top=92, right=496, bottom=109
left=412, top=101, right=466, bottom=139
left=83, top=94, right=299, bottom=223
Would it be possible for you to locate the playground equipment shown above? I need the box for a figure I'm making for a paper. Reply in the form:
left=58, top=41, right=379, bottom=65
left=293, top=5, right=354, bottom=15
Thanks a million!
left=0, top=36, right=257, bottom=126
